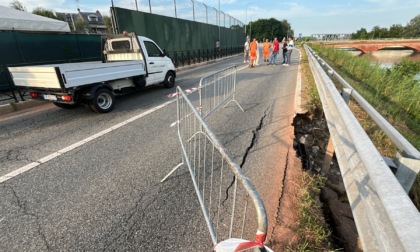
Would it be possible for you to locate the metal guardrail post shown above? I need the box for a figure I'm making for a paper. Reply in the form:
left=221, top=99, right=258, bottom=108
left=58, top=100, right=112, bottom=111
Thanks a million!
left=305, top=45, right=420, bottom=251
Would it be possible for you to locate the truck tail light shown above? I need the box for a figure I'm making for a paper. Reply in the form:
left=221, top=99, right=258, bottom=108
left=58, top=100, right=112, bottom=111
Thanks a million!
left=61, top=95, right=72, bottom=101
left=30, top=92, right=39, bottom=98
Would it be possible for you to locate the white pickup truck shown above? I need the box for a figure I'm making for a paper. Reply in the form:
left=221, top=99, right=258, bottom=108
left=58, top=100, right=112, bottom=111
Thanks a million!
left=8, top=33, right=176, bottom=113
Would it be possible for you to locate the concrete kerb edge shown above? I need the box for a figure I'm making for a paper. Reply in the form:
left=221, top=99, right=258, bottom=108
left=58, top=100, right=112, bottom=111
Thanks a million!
left=294, top=48, right=307, bottom=115
left=0, top=100, right=44, bottom=115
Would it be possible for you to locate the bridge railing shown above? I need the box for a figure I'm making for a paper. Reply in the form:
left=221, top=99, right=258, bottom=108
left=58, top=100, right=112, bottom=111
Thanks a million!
left=305, top=44, right=420, bottom=251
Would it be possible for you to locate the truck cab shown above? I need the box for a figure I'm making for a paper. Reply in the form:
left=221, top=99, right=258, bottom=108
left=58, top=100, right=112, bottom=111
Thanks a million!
left=103, top=33, right=175, bottom=88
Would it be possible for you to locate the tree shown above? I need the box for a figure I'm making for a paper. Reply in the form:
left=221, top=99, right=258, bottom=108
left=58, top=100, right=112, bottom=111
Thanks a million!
left=389, top=24, right=404, bottom=38
left=351, top=28, right=368, bottom=39
left=32, top=7, right=63, bottom=20
left=245, top=18, right=291, bottom=41
left=74, top=16, right=89, bottom=33
left=369, top=25, right=389, bottom=39
left=350, top=14, right=419, bottom=39
left=102, top=15, right=114, bottom=34
left=404, top=14, right=420, bottom=38
left=9, top=0, right=26, bottom=11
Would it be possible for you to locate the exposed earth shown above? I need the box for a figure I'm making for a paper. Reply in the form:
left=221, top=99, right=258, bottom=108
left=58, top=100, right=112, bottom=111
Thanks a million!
left=268, top=111, right=360, bottom=252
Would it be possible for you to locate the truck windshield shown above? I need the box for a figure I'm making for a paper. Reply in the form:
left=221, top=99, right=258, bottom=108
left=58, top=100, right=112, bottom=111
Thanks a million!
left=111, top=40, right=131, bottom=50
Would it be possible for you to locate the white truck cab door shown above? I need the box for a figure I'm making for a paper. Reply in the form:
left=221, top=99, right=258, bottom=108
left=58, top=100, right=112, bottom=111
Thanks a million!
left=143, top=40, right=167, bottom=85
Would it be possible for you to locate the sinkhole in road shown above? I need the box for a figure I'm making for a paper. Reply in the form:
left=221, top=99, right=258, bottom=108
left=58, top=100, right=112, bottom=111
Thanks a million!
left=292, top=112, right=358, bottom=251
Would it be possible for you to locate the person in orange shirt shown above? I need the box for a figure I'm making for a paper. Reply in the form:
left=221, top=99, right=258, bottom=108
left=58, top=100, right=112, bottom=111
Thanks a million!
left=262, top=39, right=271, bottom=62
left=249, top=38, right=257, bottom=68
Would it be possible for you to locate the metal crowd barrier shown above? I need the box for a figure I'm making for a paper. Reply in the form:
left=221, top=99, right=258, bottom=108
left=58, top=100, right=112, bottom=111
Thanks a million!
left=305, top=45, right=420, bottom=251
left=164, top=86, right=269, bottom=250
left=198, top=65, right=244, bottom=118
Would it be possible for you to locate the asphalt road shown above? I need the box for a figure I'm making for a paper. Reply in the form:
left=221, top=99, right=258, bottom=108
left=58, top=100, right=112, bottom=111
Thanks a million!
left=0, top=51, right=300, bottom=251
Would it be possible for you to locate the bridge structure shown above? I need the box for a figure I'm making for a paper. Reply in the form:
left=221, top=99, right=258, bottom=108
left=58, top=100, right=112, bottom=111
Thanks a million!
left=317, top=39, right=420, bottom=54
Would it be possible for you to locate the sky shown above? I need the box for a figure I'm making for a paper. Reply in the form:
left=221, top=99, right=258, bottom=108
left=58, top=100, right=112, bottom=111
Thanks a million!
left=1, top=0, right=419, bottom=36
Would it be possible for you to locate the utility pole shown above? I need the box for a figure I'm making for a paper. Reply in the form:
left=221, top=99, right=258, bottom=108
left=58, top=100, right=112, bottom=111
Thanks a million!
left=218, top=0, right=220, bottom=44
left=148, top=0, right=152, bottom=13
left=245, top=2, right=254, bottom=36
left=191, top=0, right=195, bottom=21
left=174, top=0, right=177, bottom=18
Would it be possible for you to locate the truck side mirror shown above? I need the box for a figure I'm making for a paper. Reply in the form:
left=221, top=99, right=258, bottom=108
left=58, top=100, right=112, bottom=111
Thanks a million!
left=162, top=49, right=167, bottom=57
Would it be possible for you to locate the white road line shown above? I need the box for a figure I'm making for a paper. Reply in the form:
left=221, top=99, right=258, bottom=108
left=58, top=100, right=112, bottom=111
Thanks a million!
left=1, top=63, right=251, bottom=184
left=0, top=100, right=174, bottom=184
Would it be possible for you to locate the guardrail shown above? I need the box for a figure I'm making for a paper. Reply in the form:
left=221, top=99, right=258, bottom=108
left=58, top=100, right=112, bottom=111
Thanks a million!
left=164, top=86, right=270, bottom=251
left=305, top=44, right=420, bottom=251
left=309, top=46, right=420, bottom=193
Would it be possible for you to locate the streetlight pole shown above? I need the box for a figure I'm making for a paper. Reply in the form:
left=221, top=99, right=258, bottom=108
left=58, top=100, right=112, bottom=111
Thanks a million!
left=245, top=2, right=254, bottom=35
left=148, top=0, right=152, bottom=13
left=249, top=16, right=253, bottom=39
left=218, top=0, right=220, bottom=44
left=174, top=0, right=177, bottom=18
left=203, top=3, right=208, bottom=24
left=190, top=0, right=195, bottom=21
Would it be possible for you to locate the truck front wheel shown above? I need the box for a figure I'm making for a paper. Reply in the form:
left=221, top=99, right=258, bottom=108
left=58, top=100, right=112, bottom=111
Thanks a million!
left=163, top=72, right=175, bottom=88
left=89, top=88, right=115, bottom=113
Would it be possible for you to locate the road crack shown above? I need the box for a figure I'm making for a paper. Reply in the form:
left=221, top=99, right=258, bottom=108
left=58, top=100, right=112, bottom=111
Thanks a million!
left=275, top=149, right=289, bottom=224
left=7, top=185, right=52, bottom=251
left=222, top=108, right=269, bottom=205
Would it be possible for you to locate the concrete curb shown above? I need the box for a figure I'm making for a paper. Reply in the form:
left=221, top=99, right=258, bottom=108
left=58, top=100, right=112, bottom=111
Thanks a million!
left=0, top=100, right=45, bottom=115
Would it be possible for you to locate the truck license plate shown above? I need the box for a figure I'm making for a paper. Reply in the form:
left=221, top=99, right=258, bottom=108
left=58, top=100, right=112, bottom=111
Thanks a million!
left=43, top=94, right=57, bottom=101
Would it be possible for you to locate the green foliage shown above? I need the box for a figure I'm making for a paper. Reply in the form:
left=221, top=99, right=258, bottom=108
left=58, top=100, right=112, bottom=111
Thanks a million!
left=405, top=14, right=420, bottom=37
left=311, top=44, right=420, bottom=149
left=351, top=14, right=420, bottom=39
left=32, top=7, right=62, bottom=20
left=230, top=24, right=242, bottom=30
left=393, top=58, right=420, bottom=78
left=288, top=172, right=335, bottom=251
left=245, top=18, right=292, bottom=41
left=74, top=16, right=89, bottom=33
left=9, top=0, right=26, bottom=11
left=102, top=15, right=114, bottom=34
left=351, top=28, right=368, bottom=39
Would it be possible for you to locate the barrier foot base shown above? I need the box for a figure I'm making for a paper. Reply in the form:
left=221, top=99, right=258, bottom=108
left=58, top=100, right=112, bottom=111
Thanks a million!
left=223, top=99, right=244, bottom=112
left=160, top=162, right=184, bottom=183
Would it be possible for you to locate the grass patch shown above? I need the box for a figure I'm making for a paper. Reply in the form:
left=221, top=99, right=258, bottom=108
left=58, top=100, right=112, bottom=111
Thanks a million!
left=287, top=172, right=339, bottom=252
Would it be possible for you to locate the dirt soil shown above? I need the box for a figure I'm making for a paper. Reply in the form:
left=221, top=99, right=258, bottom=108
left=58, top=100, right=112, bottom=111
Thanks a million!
left=268, top=112, right=360, bottom=252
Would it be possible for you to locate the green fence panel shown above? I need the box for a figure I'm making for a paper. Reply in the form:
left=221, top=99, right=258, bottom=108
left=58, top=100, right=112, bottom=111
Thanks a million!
left=0, top=31, right=102, bottom=95
left=113, top=7, right=245, bottom=52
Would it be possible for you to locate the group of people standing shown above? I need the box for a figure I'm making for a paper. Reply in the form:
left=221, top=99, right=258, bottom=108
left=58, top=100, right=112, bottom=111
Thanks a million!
left=244, top=36, right=294, bottom=68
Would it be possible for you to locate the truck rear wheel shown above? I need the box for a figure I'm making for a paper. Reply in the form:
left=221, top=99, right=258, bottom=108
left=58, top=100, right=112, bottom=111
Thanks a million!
left=89, top=88, right=115, bottom=113
left=163, top=72, right=175, bottom=88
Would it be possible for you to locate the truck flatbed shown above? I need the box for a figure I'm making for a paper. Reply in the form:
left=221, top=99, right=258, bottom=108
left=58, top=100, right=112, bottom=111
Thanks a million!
left=9, top=60, right=146, bottom=89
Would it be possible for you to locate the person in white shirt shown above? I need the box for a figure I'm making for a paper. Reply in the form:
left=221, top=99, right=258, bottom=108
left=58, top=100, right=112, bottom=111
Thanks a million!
left=244, top=37, right=250, bottom=63
left=285, top=37, right=294, bottom=66
left=255, top=38, right=260, bottom=66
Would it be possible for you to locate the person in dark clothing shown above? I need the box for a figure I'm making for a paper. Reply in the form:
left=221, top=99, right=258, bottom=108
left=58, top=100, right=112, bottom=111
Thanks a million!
left=282, top=41, right=288, bottom=64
